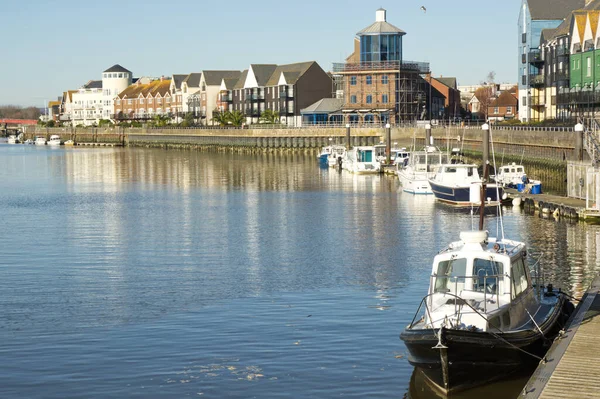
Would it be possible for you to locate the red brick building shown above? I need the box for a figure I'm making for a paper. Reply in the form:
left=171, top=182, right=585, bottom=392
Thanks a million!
left=113, top=78, right=172, bottom=121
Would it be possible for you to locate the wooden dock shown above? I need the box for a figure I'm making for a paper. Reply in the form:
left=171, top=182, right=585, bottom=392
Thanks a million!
left=520, top=276, right=600, bottom=398
left=506, top=188, right=600, bottom=222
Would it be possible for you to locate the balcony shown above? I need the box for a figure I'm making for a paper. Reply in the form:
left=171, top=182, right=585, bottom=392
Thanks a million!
left=555, top=71, right=569, bottom=83
left=557, top=46, right=569, bottom=57
left=529, top=74, right=545, bottom=87
left=279, top=88, right=294, bottom=98
left=530, top=97, right=545, bottom=106
left=332, top=60, right=430, bottom=74
left=528, top=50, right=544, bottom=64
left=220, top=94, right=232, bottom=102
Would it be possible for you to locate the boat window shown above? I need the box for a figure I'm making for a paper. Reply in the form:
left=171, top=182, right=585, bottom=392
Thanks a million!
left=511, top=168, right=516, bottom=173
left=467, top=167, right=474, bottom=177
left=511, top=257, right=529, bottom=298
left=434, top=258, right=467, bottom=293
left=473, top=258, right=504, bottom=294
left=517, top=167, right=524, bottom=173
left=503, top=167, right=509, bottom=173
left=358, top=150, right=373, bottom=163
left=445, top=167, right=457, bottom=173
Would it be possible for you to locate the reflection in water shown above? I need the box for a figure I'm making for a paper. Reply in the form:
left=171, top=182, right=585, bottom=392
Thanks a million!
left=1, top=145, right=600, bottom=398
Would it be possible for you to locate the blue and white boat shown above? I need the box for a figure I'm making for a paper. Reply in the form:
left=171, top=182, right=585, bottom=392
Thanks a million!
left=318, top=146, right=331, bottom=165
left=428, top=164, right=504, bottom=206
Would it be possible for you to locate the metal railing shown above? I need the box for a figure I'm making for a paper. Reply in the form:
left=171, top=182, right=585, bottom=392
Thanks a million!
left=332, top=60, right=430, bottom=74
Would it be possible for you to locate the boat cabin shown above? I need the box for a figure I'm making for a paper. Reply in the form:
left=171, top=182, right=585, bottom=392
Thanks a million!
left=495, top=163, right=526, bottom=186
left=426, top=231, right=538, bottom=332
left=430, top=164, right=480, bottom=186
left=407, top=147, right=449, bottom=173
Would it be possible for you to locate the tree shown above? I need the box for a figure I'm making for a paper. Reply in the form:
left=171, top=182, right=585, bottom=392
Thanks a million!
left=212, top=110, right=229, bottom=126
left=474, top=86, right=494, bottom=121
left=46, top=120, right=56, bottom=128
left=227, top=110, right=246, bottom=127
left=98, top=119, right=113, bottom=127
left=151, top=114, right=170, bottom=127
left=259, top=109, right=280, bottom=124
left=486, top=71, right=496, bottom=85
left=182, top=112, right=195, bottom=127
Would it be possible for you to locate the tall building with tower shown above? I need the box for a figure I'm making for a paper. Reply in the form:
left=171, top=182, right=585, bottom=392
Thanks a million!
left=332, top=8, right=431, bottom=123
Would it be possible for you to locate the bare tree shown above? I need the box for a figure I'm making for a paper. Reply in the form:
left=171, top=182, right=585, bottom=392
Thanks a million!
left=474, top=86, right=494, bottom=120
left=486, top=71, right=496, bottom=84
left=0, top=105, right=41, bottom=120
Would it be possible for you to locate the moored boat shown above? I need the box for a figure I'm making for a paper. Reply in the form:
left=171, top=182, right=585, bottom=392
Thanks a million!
left=327, top=145, right=346, bottom=167
left=47, top=135, right=61, bottom=146
left=397, top=146, right=448, bottom=194
left=64, top=139, right=74, bottom=146
left=428, top=164, right=504, bottom=206
left=34, top=136, right=47, bottom=145
left=343, top=146, right=381, bottom=174
left=7, top=135, right=17, bottom=144
left=493, top=163, right=542, bottom=194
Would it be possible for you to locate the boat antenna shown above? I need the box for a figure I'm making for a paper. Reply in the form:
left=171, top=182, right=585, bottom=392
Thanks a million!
left=489, top=124, right=506, bottom=243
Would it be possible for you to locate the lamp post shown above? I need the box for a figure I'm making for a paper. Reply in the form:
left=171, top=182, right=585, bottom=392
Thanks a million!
left=346, top=123, right=351, bottom=149
left=385, top=123, right=391, bottom=164
left=575, top=122, right=584, bottom=162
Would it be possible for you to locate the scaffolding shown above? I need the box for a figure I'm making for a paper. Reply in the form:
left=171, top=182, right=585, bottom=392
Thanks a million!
left=331, top=60, right=430, bottom=123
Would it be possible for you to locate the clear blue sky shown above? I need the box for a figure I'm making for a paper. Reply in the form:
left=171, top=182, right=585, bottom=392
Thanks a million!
left=1, top=0, right=521, bottom=106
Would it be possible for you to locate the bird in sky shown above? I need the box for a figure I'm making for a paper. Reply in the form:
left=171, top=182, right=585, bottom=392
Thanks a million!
left=420, top=5, right=427, bottom=13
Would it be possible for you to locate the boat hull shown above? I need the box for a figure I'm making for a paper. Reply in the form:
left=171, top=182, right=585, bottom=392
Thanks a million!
left=429, top=181, right=503, bottom=205
left=400, top=295, right=570, bottom=393
left=398, top=172, right=433, bottom=194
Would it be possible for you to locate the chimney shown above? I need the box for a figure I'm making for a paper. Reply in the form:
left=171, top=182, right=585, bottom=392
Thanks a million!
left=376, top=8, right=386, bottom=22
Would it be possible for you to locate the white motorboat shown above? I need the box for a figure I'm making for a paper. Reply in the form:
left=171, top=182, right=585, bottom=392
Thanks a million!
left=428, top=164, right=505, bottom=206
left=401, top=229, right=573, bottom=393
left=391, top=148, right=410, bottom=167
left=34, top=136, right=47, bottom=145
left=493, top=163, right=542, bottom=194
left=24, top=139, right=34, bottom=145
left=398, top=146, right=448, bottom=194
left=47, top=135, right=61, bottom=146
left=374, top=143, right=387, bottom=164
left=343, top=146, right=381, bottom=174
left=7, top=135, right=17, bottom=144
left=327, top=145, right=346, bottom=167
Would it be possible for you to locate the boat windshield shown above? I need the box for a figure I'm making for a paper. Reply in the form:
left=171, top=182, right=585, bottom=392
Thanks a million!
left=472, top=258, right=504, bottom=294
left=434, top=258, right=467, bottom=293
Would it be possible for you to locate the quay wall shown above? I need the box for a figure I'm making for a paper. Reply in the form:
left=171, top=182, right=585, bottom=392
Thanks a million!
left=24, top=126, right=576, bottom=160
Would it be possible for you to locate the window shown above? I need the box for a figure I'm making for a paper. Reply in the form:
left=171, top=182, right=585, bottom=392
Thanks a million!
left=128, top=99, right=132, bottom=105
left=507, top=106, right=512, bottom=113
left=511, top=258, right=529, bottom=298
left=522, top=96, right=526, bottom=106
left=350, top=76, right=357, bottom=86
left=366, top=95, right=372, bottom=104
left=118, top=73, right=123, bottom=78
left=494, top=107, right=499, bottom=114
left=434, top=258, right=467, bottom=293
left=148, top=98, right=153, bottom=104
left=473, top=258, right=504, bottom=294
left=350, top=95, right=357, bottom=104
left=587, top=56, right=592, bottom=77
left=139, top=98, right=144, bottom=104
left=366, top=76, right=372, bottom=85
left=382, top=75, right=388, bottom=84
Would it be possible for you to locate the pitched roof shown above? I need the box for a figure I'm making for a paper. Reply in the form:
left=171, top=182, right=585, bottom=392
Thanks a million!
left=265, top=61, right=315, bottom=86
left=234, top=70, right=249, bottom=89
left=203, top=70, right=242, bottom=86
left=250, top=64, right=278, bottom=86
left=490, top=91, right=518, bottom=107
left=222, top=77, right=239, bottom=90
left=183, top=73, right=202, bottom=88
left=83, top=80, right=102, bottom=89
left=527, top=0, right=584, bottom=20
left=104, top=64, right=131, bottom=73
left=434, top=77, right=457, bottom=90
left=172, top=74, right=187, bottom=89
left=116, top=79, right=171, bottom=99
left=301, top=98, right=344, bottom=114
left=357, top=21, right=406, bottom=35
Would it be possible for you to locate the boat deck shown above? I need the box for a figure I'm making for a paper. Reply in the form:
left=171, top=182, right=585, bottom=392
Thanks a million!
left=520, top=276, right=600, bottom=399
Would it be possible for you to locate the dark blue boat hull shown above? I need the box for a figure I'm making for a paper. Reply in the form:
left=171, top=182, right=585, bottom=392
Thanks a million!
left=429, top=181, right=503, bottom=206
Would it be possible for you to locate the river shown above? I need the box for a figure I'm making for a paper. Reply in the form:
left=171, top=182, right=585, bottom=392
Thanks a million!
left=1, top=144, right=598, bottom=398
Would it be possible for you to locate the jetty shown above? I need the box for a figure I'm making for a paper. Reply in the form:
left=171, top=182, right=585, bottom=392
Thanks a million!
left=507, top=189, right=600, bottom=222
left=519, top=276, right=600, bottom=399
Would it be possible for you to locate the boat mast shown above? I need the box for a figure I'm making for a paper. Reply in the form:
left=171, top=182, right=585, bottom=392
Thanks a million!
left=479, top=123, right=490, bottom=231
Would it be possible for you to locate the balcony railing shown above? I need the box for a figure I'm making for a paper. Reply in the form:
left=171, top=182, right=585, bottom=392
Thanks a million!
left=342, top=102, right=395, bottom=110
left=529, top=74, right=545, bottom=86
left=528, top=50, right=544, bottom=64
left=530, top=97, right=545, bottom=106
left=332, top=60, right=430, bottom=74
left=557, top=46, right=569, bottom=57
left=555, top=71, right=569, bottom=82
